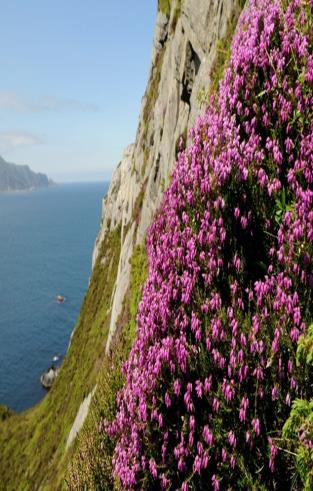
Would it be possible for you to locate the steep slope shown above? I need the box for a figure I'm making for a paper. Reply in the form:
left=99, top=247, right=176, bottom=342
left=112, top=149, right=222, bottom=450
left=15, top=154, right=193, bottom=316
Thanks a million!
left=102, top=0, right=313, bottom=489
left=69, top=0, right=313, bottom=488
left=0, top=155, right=51, bottom=191
left=0, top=1, right=244, bottom=489
left=93, top=0, right=245, bottom=353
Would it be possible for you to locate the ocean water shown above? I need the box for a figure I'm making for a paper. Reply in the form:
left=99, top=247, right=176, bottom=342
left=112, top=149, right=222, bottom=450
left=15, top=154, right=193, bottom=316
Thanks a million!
left=0, top=182, right=108, bottom=412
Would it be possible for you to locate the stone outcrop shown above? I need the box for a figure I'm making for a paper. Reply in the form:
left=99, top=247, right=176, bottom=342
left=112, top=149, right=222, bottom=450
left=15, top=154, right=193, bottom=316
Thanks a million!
left=93, top=0, right=244, bottom=352
left=40, top=366, right=59, bottom=389
left=66, top=387, right=97, bottom=449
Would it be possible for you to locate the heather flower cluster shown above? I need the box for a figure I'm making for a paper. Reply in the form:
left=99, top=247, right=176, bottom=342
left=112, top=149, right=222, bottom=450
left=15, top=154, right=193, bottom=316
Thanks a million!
left=106, top=0, right=313, bottom=488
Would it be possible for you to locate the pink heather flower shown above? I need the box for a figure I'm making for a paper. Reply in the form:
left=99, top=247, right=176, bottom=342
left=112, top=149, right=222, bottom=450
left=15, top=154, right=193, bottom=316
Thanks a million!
left=165, top=392, right=171, bottom=408
left=290, top=377, right=297, bottom=390
left=271, top=385, right=279, bottom=400
left=195, top=380, right=203, bottom=398
left=173, top=379, right=182, bottom=396
left=107, top=1, right=313, bottom=486
left=212, top=475, right=220, bottom=491
left=178, top=458, right=186, bottom=472
left=193, top=455, right=202, bottom=474
left=240, top=216, right=248, bottom=229
left=203, top=425, right=214, bottom=446
left=189, top=416, right=196, bottom=432
left=160, top=474, right=170, bottom=489
left=202, top=452, right=209, bottom=469
left=268, top=438, right=278, bottom=473
left=188, top=432, right=194, bottom=447
left=197, top=441, right=204, bottom=456
left=204, top=376, right=212, bottom=393
left=252, top=418, right=261, bottom=437
left=149, top=458, right=157, bottom=479
left=212, top=397, right=220, bottom=413
left=234, top=207, right=240, bottom=218
left=228, top=431, right=237, bottom=448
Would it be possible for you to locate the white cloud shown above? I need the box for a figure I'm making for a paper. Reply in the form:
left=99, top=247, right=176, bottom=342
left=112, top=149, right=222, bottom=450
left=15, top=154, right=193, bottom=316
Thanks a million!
left=0, top=131, right=42, bottom=149
left=0, top=91, right=98, bottom=113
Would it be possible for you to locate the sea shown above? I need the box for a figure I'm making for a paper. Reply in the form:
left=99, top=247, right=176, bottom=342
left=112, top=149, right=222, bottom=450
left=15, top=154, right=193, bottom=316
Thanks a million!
left=0, top=181, right=108, bottom=412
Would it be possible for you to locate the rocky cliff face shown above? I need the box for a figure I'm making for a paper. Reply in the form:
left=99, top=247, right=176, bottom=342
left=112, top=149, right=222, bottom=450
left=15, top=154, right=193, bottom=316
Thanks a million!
left=0, top=155, right=51, bottom=191
left=93, top=0, right=243, bottom=352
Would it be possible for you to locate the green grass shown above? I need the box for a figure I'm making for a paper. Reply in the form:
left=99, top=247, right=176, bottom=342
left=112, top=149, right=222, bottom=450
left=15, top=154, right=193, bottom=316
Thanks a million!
left=170, top=0, right=181, bottom=33
left=67, top=245, right=148, bottom=489
left=0, top=225, right=121, bottom=491
left=281, top=325, right=313, bottom=490
left=0, top=405, right=13, bottom=422
left=158, top=0, right=171, bottom=16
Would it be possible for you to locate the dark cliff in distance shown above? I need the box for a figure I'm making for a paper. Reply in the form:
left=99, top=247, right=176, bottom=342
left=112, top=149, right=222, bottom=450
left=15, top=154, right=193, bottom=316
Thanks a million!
left=0, top=155, right=52, bottom=191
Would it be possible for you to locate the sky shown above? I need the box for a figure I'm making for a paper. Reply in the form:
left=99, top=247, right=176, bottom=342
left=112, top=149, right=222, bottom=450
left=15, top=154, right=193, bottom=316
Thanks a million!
left=0, top=1, right=157, bottom=182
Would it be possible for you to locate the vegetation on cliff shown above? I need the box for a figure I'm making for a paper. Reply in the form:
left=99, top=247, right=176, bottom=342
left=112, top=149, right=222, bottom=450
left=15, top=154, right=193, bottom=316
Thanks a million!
left=68, top=245, right=148, bottom=489
left=1, top=1, right=313, bottom=490
left=101, top=0, right=313, bottom=489
left=0, top=226, right=121, bottom=490
left=282, top=324, right=313, bottom=490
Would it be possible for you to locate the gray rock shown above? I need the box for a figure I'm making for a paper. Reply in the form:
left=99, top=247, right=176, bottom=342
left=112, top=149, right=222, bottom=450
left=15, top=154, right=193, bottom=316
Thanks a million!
left=92, top=0, right=244, bottom=353
left=66, top=386, right=97, bottom=449
left=40, top=367, right=59, bottom=389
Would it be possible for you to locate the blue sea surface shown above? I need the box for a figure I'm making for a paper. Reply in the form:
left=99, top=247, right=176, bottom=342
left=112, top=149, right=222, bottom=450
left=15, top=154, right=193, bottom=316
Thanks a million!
left=0, top=182, right=108, bottom=412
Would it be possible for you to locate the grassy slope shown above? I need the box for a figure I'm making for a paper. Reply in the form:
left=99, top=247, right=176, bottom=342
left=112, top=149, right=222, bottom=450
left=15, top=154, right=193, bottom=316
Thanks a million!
left=0, top=226, right=121, bottom=491
left=67, top=245, right=148, bottom=490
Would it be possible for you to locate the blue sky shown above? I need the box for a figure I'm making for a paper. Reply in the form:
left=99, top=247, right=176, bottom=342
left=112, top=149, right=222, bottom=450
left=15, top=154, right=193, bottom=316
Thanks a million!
left=0, top=1, right=156, bottom=182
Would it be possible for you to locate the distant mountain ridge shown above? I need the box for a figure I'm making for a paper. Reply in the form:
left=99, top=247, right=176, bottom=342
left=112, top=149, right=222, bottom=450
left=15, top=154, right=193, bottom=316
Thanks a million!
left=0, top=155, right=52, bottom=191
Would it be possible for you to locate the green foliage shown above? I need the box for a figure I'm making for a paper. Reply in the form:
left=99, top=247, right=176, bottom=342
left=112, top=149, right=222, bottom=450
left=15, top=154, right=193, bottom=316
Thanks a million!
left=281, top=325, right=313, bottom=490
left=142, top=147, right=149, bottom=178
left=297, top=323, right=313, bottom=368
left=67, top=245, right=148, bottom=489
left=274, top=188, right=295, bottom=225
left=282, top=399, right=313, bottom=490
left=0, top=225, right=122, bottom=490
left=67, top=342, right=126, bottom=490
left=171, top=0, right=182, bottom=33
left=158, top=0, right=171, bottom=17
left=131, top=158, right=136, bottom=177
left=123, top=245, right=148, bottom=347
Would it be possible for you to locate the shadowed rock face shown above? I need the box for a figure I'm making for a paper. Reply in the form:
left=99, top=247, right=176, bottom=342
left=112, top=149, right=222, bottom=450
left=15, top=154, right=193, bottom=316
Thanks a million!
left=0, top=155, right=51, bottom=191
left=92, top=0, right=243, bottom=352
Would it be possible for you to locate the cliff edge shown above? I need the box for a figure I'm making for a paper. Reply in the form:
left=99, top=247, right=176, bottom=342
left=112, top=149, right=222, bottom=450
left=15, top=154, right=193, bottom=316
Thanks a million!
left=93, top=0, right=244, bottom=353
